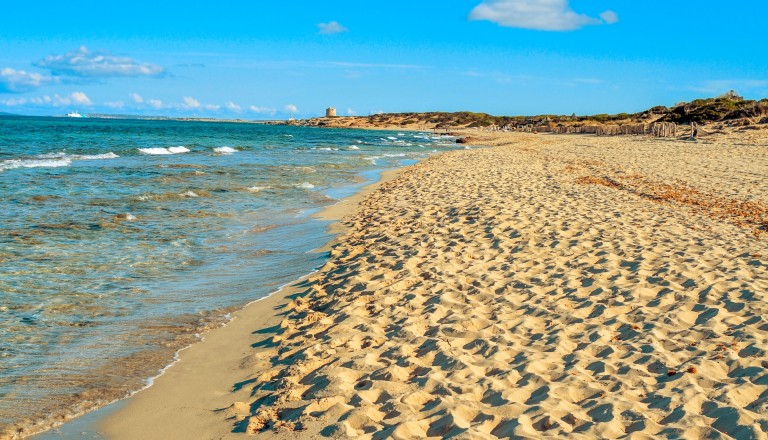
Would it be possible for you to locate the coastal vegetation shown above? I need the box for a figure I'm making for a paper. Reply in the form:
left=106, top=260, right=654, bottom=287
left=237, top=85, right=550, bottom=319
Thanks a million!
left=295, top=92, right=768, bottom=130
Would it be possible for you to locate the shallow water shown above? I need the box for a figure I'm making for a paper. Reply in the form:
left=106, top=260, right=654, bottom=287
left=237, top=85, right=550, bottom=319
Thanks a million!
left=0, top=116, right=456, bottom=435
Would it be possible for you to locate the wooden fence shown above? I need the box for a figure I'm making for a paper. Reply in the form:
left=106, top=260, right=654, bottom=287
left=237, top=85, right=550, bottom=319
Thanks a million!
left=517, top=122, right=678, bottom=138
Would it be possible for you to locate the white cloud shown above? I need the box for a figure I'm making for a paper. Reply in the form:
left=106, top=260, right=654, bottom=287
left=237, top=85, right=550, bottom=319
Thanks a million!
left=249, top=105, right=277, bottom=115
left=346, top=108, right=356, bottom=116
left=1, top=97, right=26, bottom=106
left=176, top=96, right=220, bottom=111
left=71, top=92, right=92, bottom=105
left=469, top=0, right=618, bottom=31
left=104, top=100, right=125, bottom=109
left=0, top=67, right=57, bottom=93
left=182, top=96, right=201, bottom=109
left=2, top=92, right=92, bottom=108
left=318, top=21, right=348, bottom=35
left=600, top=10, right=619, bottom=24
left=2, top=95, right=56, bottom=106
left=129, top=92, right=144, bottom=103
left=225, top=101, right=242, bottom=112
left=30, top=96, right=52, bottom=105
left=51, top=92, right=93, bottom=107
left=35, top=46, right=165, bottom=78
left=148, top=99, right=164, bottom=109
left=284, top=104, right=298, bottom=113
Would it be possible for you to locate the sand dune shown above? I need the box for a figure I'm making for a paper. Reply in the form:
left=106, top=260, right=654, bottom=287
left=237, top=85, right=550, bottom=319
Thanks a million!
left=218, top=132, right=767, bottom=438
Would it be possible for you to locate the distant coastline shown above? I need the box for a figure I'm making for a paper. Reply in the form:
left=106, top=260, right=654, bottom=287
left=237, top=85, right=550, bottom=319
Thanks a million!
left=0, top=113, right=282, bottom=124
left=79, top=114, right=284, bottom=124
left=283, top=92, right=768, bottom=133
left=7, top=92, right=767, bottom=132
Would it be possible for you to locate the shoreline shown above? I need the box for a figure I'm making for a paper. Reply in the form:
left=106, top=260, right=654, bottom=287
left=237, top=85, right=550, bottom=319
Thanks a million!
left=100, top=130, right=765, bottom=438
left=15, top=124, right=447, bottom=440
left=96, top=168, right=405, bottom=440
left=32, top=130, right=768, bottom=438
left=30, top=166, right=407, bottom=440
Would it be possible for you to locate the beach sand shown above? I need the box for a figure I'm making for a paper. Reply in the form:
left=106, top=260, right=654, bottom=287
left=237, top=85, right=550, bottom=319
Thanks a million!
left=102, top=131, right=767, bottom=439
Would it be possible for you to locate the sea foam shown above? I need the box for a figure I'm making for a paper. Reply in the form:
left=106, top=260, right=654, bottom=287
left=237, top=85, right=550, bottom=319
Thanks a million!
left=36, top=152, right=68, bottom=159
left=0, top=152, right=119, bottom=171
left=35, top=152, right=119, bottom=161
left=213, top=147, right=238, bottom=154
left=139, top=146, right=190, bottom=155
left=0, top=158, right=72, bottom=171
left=73, top=152, right=120, bottom=160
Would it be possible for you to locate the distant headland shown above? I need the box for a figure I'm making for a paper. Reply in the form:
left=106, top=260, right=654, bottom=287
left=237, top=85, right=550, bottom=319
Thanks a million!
left=284, top=92, right=768, bottom=135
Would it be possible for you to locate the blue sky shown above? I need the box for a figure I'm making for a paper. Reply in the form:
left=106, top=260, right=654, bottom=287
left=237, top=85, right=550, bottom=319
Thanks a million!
left=1, top=0, right=766, bottom=118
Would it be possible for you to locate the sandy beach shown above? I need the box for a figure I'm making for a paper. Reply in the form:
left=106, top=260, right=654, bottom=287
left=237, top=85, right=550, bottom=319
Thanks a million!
left=101, top=130, right=768, bottom=439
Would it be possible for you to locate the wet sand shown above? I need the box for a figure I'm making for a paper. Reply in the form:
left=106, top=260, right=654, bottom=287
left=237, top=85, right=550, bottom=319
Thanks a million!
left=101, top=131, right=767, bottom=438
left=96, top=171, right=401, bottom=440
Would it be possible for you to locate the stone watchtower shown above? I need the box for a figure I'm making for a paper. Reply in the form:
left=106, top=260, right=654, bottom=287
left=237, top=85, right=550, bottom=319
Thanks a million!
left=325, top=107, right=337, bottom=117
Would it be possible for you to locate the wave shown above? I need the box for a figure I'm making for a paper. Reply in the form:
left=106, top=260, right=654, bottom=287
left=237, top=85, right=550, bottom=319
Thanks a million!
left=0, top=151, right=122, bottom=172
left=296, top=182, right=315, bottom=189
left=0, top=158, right=72, bottom=171
left=365, top=152, right=412, bottom=166
left=213, top=147, right=238, bottom=154
left=139, top=146, right=190, bottom=155
left=34, top=152, right=120, bottom=161
left=35, top=152, right=67, bottom=159
left=73, top=152, right=120, bottom=160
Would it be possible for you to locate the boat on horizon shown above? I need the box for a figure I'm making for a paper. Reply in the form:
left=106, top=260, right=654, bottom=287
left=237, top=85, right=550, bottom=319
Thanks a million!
left=65, top=111, right=85, bottom=118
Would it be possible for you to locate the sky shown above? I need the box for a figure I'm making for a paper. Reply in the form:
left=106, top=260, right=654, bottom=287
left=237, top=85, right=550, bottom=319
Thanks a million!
left=1, top=0, right=767, bottom=119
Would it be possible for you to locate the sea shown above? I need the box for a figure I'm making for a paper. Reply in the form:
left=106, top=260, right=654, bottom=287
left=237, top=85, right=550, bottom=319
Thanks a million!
left=0, top=116, right=457, bottom=436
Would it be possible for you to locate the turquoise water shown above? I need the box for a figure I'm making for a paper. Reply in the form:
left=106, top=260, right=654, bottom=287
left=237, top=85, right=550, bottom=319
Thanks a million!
left=0, top=116, right=456, bottom=434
